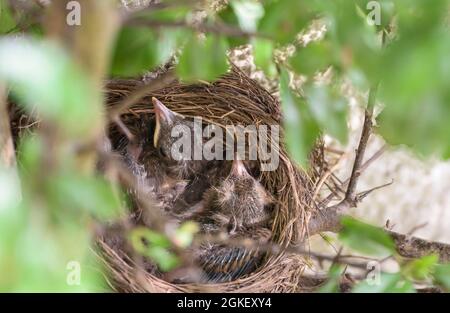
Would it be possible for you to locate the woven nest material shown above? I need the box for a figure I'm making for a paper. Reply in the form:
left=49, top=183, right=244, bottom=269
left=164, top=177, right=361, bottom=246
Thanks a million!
left=100, top=66, right=324, bottom=293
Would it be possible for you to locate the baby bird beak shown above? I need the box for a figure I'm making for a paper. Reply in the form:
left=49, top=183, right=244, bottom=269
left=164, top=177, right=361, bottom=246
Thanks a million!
left=152, top=97, right=175, bottom=124
left=230, top=158, right=249, bottom=177
left=152, top=97, right=176, bottom=147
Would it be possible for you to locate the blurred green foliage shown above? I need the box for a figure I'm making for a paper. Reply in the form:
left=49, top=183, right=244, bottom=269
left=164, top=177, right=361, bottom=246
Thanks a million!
left=353, top=273, right=415, bottom=293
left=177, top=33, right=229, bottom=82
left=339, top=217, right=396, bottom=257
left=129, top=227, right=180, bottom=271
left=0, top=38, right=122, bottom=291
left=1, top=0, right=450, bottom=292
left=318, top=265, right=344, bottom=293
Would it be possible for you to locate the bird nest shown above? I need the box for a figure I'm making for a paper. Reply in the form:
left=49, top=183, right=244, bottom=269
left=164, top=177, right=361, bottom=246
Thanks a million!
left=99, top=66, right=325, bottom=293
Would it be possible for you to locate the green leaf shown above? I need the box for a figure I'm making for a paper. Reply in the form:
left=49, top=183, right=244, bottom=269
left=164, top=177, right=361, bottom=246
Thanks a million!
left=395, top=0, right=448, bottom=40
left=279, top=69, right=320, bottom=167
left=318, top=265, right=342, bottom=293
left=0, top=0, right=16, bottom=33
left=132, top=5, right=190, bottom=23
left=290, top=41, right=336, bottom=76
left=339, top=217, right=396, bottom=257
left=378, top=31, right=450, bottom=159
left=217, top=5, right=247, bottom=48
left=259, top=0, right=312, bottom=44
left=177, top=33, right=229, bottom=82
left=172, top=221, right=199, bottom=248
left=434, top=264, right=450, bottom=291
left=130, top=227, right=172, bottom=250
left=0, top=38, right=102, bottom=138
left=146, top=246, right=180, bottom=272
left=312, top=0, right=383, bottom=84
left=0, top=167, right=25, bottom=252
left=252, top=38, right=276, bottom=76
left=353, top=273, right=415, bottom=293
left=402, top=254, right=438, bottom=282
left=129, top=227, right=179, bottom=271
left=50, top=174, right=124, bottom=221
left=304, top=84, right=348, bottom=144
left=111, top=26, right=190, bottom=77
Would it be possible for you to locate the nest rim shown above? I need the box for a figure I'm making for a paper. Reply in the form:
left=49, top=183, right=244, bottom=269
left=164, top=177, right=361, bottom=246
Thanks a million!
left=100, top=66, right=320, bottom=293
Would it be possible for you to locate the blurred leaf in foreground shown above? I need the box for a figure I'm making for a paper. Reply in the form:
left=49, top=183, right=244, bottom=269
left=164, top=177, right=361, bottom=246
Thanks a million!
left=252, top=38, right=276, bottom=76
left=304, top=83, right=348, bottom=144
left=49, top=173, right=124, bottom=221
left=434, top=264, right=450, bottom=291
left=177, top=33, right=229, bottom=82
left=353, top=273, right=415, bottom=293
left=0, top=38, right=102, bottom=138
left=318, top=265, right=342, bottom=293
left=111, top=27, right=188, bottom=77
left=379, top=32, right=450, bottom=159
left=129, top=227, right=180, bottom=271
left=290, top=41, right=336, bottom=76
left=402, top=254, right=438, bottom=282
left=0, top=0, right=15, bottom=33
left=258, top=0, right=312, bottom=44
left=339, top=217, right=396, bottom=257
left=279, top=69, right=320, bottom=167
left=172, top=221, right=199, bottom=248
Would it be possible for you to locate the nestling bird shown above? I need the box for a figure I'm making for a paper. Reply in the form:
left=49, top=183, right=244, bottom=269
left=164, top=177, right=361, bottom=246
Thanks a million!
left=152, top=97, right=228, bottom=213
left=117, top=116, right=188, bottom=214
left=152, top=97, right=210, bottom=180
left=189, top=158, right=274, bottom=282
left=201, top=158, right=273, bottom=234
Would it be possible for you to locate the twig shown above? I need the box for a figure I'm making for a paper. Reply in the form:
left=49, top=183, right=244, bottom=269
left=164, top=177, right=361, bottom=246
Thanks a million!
left=407, top=222, right=428, bottom=236
left=318, top=144, right=387, bottom=208
left=309, top=83, right=380, bottom=235
left=344, top=108, right=374, bottom=203
left=304, top=80, right=450, bottom=263
left=126, top=18, right=269, bottom=39
left=356, top=179, right=393, bottom=201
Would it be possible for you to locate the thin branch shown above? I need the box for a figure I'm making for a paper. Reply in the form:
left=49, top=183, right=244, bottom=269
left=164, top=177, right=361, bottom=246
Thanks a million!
left=356, top=179, right=393, bottom=201
left=305, top=80, right=450, bottom=263
left=310, top=83, right=380, bottom=235
left=126, top=18, right=270, bottom=39
left=344, top=108, right=374, bottom=203
left=318, top=144, right=387, bottom=208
